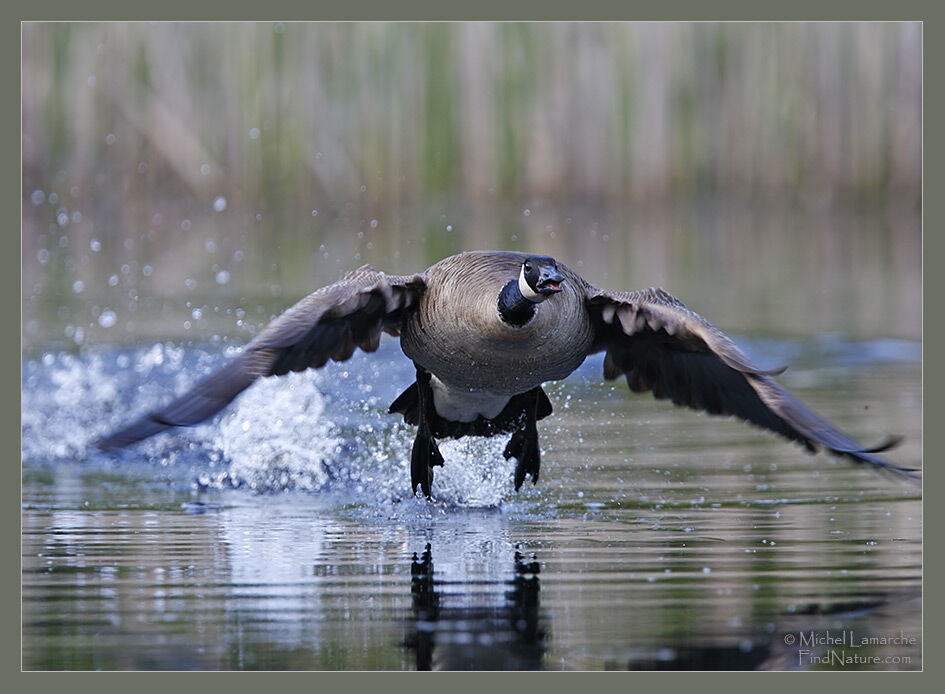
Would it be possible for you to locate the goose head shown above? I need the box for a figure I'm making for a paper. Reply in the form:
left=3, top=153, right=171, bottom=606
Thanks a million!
left=519, top=255, right=565, bottom=303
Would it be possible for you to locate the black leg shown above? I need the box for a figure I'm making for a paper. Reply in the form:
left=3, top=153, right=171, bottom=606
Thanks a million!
left=504, top=389, right=542, bottom=490
left=411, top=367, right=444, bottom=497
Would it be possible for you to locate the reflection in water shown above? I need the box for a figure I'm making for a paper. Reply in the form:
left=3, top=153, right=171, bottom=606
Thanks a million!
left=619, top=591, right=920, bottom=671
left=405, top=544, right=546, bottom=671
left=625, top=643, right=773, bottom=671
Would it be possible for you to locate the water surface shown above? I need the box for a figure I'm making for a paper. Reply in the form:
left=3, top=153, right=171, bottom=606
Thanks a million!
left=22, top=337, right=921, bottom=670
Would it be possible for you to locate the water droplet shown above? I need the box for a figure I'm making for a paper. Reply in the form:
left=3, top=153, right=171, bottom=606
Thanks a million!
left=108, top=274, right=119, bottom=286
left=523, top=208, right=531, bottom=216
left=370, top=219, right=378, bottom=229
left=98, top=310, right=117, bottom=328
left=215, top=270, right=230, bottom=285
left=105, top=133, right=116, bottom=145
left=72, top=281, right=84, bottom=293
left=36, top=249, right=50, bottom=265
left=180, top=219, right=192, bottom=231
left=249, top=127, right=260, bottom=140
left=30, top=190, right=45, bottom=206
left=213, top=196, right=227, bottom=212
left=142, top=265, right=153, bottom=277
left=56, top=212, right=69, bottom=227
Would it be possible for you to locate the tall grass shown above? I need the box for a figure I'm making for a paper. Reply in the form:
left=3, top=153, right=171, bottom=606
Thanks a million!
left=23, top=22, right=921, bottom=207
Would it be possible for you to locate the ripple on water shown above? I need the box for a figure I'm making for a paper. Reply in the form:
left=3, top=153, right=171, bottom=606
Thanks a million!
left=21, top=338, right=922, bottom=670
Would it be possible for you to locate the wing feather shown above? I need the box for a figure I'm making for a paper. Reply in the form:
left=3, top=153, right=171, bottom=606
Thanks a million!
left=585, top=286, right=916, bottom=480
left=97, top=266, right=426, bottom=449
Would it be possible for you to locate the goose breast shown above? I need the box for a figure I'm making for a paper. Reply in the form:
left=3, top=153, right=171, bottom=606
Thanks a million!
left=400, top=251, right=594, bottom=395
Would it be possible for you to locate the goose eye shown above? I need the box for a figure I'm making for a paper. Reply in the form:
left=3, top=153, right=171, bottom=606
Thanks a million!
left=524, top=263, right=532, bottom=272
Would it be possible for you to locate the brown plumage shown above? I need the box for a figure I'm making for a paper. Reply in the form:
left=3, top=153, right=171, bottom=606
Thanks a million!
left=97, top=250, right=917, bottom=495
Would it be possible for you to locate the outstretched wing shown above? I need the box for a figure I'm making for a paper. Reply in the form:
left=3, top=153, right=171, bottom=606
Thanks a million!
left=584, top=286, right=917, bottom=479
left=97, top=266, right=426, bottom=449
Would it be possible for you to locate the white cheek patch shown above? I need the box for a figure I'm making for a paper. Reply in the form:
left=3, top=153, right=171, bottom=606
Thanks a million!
left=519, top=265, right=548, bottom=303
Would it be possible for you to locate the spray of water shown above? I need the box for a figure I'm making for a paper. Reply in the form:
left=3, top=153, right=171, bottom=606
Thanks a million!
left=24, top=345, right=522, bottom=509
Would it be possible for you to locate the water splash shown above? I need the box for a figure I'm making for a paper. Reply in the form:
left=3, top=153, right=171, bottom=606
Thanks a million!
left=430, top=437, right=516, bottom=507
left=212, top=370, right=341, bottom=493
left=22, top=345, right=222, bottom=465
left=22, top=351, right=120, bottom=461
left=208, top=373, right=521, bottom=507
left=23, top=344, right=522, bottom=509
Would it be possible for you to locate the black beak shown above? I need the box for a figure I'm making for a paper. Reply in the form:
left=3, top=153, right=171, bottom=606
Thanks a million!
left=536, top=268, right=565, bottom=295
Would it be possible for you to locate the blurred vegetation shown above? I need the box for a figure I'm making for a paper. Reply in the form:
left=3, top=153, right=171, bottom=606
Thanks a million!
left=21, top=22, right=922, bottom=349
left=23, top=22, right=921, bottom=204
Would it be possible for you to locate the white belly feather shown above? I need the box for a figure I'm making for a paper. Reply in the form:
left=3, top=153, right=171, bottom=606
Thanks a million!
left=429, top=374, right=511, bottom=422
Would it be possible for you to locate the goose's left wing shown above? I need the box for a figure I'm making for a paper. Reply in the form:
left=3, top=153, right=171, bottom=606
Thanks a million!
left=97, top=266, right=426, bottom=449
left=584, top=286, right=917, bottom=479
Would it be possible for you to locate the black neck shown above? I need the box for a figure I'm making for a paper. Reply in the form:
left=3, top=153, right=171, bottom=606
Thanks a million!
left=498, top=279, right=536, bottom=326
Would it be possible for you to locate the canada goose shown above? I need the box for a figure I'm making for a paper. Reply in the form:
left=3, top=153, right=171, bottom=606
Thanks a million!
left=97, top=250, right=917, bottom=495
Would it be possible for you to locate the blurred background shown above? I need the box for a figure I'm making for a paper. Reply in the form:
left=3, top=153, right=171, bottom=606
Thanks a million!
left=21, top=22, right=922, bottom=351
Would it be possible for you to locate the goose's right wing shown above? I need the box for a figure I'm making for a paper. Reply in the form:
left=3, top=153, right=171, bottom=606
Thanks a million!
left=97, top=266, right=426, bottom=449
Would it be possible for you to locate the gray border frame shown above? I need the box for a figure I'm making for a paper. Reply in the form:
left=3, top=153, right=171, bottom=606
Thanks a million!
left=9, top=3, right=932, bottom=687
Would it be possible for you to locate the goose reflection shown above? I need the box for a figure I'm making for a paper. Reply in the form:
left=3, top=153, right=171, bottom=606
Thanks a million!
left=404, top=543, right=546, bottom=670
left=620, top=591, right=914, bottom=671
